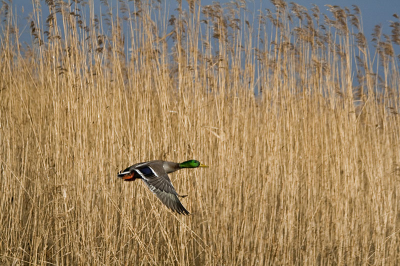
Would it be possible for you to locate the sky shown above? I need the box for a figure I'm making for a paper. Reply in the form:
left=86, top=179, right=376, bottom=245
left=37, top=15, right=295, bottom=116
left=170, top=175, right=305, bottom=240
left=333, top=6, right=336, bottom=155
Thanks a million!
left=269, top=0, right=399, bottom=39
left=7, top=0, right=400, bottom=38
left=197, top=0, right=400, bottom=41
left=4, top=0, right=400, bottom=59
left=3, top=0, right=398, bottom=96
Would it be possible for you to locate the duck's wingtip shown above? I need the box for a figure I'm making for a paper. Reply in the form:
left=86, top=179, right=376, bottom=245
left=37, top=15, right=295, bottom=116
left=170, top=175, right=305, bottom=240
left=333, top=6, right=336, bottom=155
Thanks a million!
left=178, top=206, right=190, bottom=215
left=176, top=209, right=190, bottom=215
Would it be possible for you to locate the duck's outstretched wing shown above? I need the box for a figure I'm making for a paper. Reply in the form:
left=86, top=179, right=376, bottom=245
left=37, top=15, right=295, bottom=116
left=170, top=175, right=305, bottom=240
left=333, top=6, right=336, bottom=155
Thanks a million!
left=136, top=163, right=190, bottom=215
left=142, top=177, right=190, bottom=215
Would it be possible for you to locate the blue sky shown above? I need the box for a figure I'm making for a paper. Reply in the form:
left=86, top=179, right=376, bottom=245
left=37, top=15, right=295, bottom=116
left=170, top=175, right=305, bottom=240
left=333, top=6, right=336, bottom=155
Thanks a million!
left=4, top=0, right=400, bottom=65
left=4, top=0, right=398, bottom=95
left=198, top=0, right=400, bottom=41
left=8, top=0, right=400, bottom=39
left=269, top=0, right=399, bottom=39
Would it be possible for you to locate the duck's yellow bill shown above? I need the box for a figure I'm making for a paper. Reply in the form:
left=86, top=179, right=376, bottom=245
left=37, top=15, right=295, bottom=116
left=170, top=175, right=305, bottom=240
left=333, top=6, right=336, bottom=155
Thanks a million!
left=199, top=164, right=209, bottom=168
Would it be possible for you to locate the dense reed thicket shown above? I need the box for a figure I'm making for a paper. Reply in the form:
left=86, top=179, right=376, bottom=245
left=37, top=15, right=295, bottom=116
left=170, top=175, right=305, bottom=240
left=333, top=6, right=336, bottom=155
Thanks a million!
left=1, top=0, right=400, bottom=264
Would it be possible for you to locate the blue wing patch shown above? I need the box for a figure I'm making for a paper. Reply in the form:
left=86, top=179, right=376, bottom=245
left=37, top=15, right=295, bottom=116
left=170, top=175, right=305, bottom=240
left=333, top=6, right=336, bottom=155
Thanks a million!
left=137, top=166, right=154, bottom=177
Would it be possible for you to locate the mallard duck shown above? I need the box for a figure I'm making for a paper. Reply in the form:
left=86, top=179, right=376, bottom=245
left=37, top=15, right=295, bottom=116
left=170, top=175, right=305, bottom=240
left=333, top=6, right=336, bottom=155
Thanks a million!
left=118, top=160, right=208, bottom=215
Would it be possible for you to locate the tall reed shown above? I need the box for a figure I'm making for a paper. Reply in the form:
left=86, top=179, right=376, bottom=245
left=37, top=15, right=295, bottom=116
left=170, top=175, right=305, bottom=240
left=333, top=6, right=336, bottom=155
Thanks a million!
left=1, top=0, right=399, bottom=264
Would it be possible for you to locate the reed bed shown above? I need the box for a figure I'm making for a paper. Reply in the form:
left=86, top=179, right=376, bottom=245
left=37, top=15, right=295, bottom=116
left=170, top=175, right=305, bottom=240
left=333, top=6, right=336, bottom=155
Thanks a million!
left=1, top=0, right=400, bottom=264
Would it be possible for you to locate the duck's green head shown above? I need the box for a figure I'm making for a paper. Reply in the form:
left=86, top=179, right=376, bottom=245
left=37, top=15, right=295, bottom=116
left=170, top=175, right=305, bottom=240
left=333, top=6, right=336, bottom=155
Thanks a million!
left=179, top=160, right=208, bottom=168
